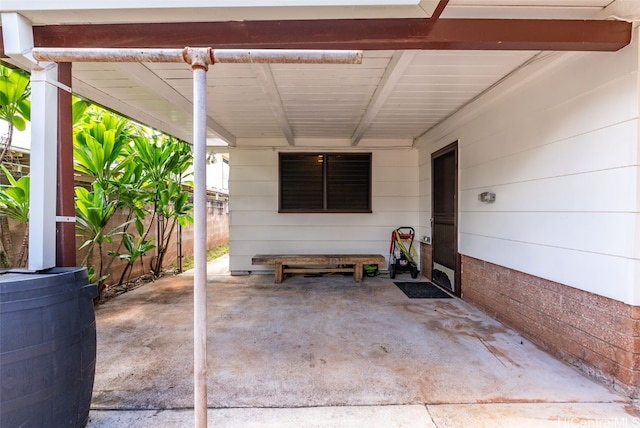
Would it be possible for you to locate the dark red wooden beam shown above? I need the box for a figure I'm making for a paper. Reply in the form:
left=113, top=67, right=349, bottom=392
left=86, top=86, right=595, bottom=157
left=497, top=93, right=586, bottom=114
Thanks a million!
left=27, top=18, right=630, bottom=52
left=56, top=62, right=76, bottom=267
left=431, top=0, right=450, bottom=21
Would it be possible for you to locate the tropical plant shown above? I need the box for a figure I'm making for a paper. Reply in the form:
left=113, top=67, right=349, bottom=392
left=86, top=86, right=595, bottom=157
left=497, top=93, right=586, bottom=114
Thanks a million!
left=73, top=108, right=142, bottom=292
left=151, top=180, right=193, bottom=275
left=72, top=98, right=91, bottom=125
left=73, top=109, right=137, bottom=192
left=96, top=155, right=147, bottom=272
left=109, top=228, right=156, bottom=285
left=0, top=66, right=30, bottom=163
left=0, top=86, right=200, bottom=289
left=75, top=182, right=126, bottom=294
left=128, top=134, right=193, bottom=276
left=0, top=65, right=31, bottom=266
left=0, top=165, right=29, bottom=267
left=87, top=265, right=108, bottom=286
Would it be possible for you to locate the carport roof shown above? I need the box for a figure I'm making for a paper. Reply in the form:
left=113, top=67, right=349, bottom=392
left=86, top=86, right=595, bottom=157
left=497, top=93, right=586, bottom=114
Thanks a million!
left=0, top=0, right=636, bottom=147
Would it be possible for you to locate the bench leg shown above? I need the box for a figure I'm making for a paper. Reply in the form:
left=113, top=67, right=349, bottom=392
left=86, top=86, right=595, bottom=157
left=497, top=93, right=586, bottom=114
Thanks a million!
left=274, top=262, right=284, bottom=283
left=354, top=262, right=364, bottom=282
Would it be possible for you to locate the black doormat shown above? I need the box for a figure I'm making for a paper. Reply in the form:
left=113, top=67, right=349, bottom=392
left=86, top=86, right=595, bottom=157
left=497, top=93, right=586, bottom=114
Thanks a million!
left=394, top=282, right=453, bottom=299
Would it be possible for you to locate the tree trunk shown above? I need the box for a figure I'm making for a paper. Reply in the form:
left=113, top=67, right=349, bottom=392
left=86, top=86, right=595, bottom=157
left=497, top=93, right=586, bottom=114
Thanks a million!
left=150, top=215, right=164, bottom=276
left=0, top=216, right=16, bottom=267
left=0, top=123, right=14, bottom=164
left=153, top=217, right=178, bottom=276
left=15, top=225, right=28, bottom=268
left=97, top=244, right=106, bottom=298
left=104, top=208, right=134, bottom=275
left=117, top=262, right=131, bottom=286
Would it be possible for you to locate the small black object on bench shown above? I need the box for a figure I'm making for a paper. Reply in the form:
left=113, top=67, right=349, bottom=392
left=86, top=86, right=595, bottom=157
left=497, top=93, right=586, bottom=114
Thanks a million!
left=252, top=254, right=385, bottom=283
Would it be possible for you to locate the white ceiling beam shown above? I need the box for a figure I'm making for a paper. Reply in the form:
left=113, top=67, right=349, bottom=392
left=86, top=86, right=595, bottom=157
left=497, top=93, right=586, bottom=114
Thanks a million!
left=596, top=0, right=640, bottom=22
left=252, top=63, right=295, bottom=145
left=116, top=62, right=237, bottom=146
left=73, top=78, right=193, bottom=143
left=351, top=50, right=417, bottom=146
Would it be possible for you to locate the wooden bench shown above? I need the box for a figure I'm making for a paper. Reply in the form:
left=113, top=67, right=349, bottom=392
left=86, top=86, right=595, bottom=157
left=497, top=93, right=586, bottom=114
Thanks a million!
left=252, top=254, right=386, bottom=283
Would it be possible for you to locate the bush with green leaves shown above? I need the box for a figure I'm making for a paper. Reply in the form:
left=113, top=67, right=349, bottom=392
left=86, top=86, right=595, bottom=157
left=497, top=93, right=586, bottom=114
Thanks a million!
left=0, top=165, right=29, bottom=267
left=0, top=67, right=30, bottom=163
left=129, top=134, right=193, bottom=276
left=0, top=65, right=31, bottom=266
left=72, top=108, right=194, bottom=294
left=0, top=65, right=195, bottom=295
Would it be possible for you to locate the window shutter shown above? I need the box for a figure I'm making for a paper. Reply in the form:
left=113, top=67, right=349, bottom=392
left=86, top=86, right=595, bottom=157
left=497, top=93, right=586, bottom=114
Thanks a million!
left=279, top=152, right=371, bottom=212
left=326, top=154, right=371, bottom=211
left=280, top=154, right=323, bottom=210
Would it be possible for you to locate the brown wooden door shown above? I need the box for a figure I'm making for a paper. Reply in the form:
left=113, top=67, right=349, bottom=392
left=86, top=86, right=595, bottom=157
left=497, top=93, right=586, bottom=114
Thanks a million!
left=431, top=142, right=459, bottom=295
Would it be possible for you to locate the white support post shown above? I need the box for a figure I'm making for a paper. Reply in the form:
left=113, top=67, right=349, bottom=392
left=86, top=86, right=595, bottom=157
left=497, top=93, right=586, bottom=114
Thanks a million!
left=192, top=61, right=209, bottom=428
left=2, top=12, right=55, bottom=270
left=29, top=64, right=59, bottom=271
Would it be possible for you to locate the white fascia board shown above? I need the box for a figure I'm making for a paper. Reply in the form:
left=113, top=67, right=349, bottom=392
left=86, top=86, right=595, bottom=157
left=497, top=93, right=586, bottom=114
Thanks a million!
left=1, top=1, right=439, bottom=23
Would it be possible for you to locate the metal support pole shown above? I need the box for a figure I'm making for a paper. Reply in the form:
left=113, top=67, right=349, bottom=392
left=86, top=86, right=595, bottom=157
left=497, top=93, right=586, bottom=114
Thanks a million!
left=191, top=54, right=209, bottom=428
left=32, top=48, right=363, bottom=65
left=26, top=45, right=364, bottom=427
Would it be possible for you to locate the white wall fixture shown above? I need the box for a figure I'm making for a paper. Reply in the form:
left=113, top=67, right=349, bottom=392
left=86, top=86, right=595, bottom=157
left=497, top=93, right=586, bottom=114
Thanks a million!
left=478, top=191, right=496, bottom=203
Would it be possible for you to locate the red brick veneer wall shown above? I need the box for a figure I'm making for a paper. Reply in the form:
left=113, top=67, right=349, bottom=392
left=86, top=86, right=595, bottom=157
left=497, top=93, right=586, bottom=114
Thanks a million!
left=461, top=255, right=640, bottom=397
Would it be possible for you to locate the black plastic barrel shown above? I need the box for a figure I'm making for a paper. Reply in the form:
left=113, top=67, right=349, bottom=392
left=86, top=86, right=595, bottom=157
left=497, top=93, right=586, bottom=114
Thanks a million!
left=0, top=267, right=97, bottom=427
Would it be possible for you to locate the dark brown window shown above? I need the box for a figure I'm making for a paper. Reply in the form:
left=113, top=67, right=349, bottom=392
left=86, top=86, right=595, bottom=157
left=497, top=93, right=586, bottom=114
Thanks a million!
left=279, top=153, right=372, bottom=213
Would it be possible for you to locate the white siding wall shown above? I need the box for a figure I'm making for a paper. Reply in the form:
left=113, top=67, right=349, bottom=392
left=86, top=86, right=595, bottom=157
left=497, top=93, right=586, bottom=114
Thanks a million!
left=417, top=35, right=640, bottom=304
left=229, top=145, right=419, bottom=272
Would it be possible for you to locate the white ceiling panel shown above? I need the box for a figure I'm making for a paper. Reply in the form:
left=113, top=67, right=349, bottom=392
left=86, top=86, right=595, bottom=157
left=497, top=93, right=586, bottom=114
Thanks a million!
left=45, top=1, right=629, bottom=147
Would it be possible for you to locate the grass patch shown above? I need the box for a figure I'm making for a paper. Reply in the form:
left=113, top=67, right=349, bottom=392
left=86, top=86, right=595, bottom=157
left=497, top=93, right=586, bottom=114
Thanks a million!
left=179, top=243, right=229, bottom=271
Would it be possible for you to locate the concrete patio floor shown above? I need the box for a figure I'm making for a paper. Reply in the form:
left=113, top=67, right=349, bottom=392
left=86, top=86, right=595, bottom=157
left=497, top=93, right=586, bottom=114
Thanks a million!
left=87, top=256, right=639, bottom=427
